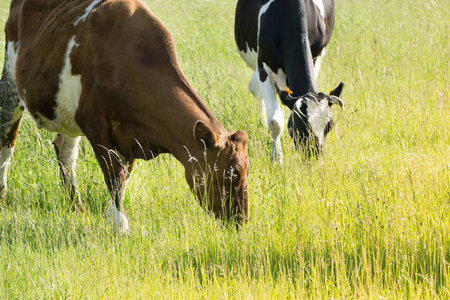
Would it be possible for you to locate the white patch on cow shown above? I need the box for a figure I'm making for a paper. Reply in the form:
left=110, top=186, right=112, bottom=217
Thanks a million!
left=74, top=0, right=103, bottom=26
left=5, top=41, right=19, bottom=82
left=249, top=71, right=267, bottom=124
left=312, top=0, right=325, bottom=18
left=11, top=102, right=24, bottom=124
left=301, top=99, right=332, bottom=147
left=238, top=42, right=258, bottom=70
left=313, top=47, right=326, bottom=80
left=271, top=68, right=287, bottom=90
left=106, top=200, right=130, bottom=234
left=35, top=36, right=83, bottom=137
left=0, top=147, right=14, bottom=196
left=58, top=136, right=80, bottom=165
left=56, top=135, right=81, bottom=191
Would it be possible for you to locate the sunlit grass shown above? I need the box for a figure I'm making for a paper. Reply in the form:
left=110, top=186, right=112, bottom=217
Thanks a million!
left=1, top=0, right=449, bottom=298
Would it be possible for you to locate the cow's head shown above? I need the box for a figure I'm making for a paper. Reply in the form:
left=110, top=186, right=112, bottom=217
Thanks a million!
left=185, top=121, right=250, bottom=227
left=275, top=82, right=344, bottom=155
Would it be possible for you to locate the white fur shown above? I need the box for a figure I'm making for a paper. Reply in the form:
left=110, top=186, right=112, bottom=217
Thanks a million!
left=0, top=147, right=14, bottom=195
left=313, top=47, right=326, bottom=80
left=312, top=0, right=325, bottom=18
left=106, top=200, right=130, bottom=234
left=260, top=63, right=286, bottom=163
left=11, top=102, right=24, bottom=124
left=56, top=136, right=81, bottom=192
left=58, top=136, right=80, bottom=165
left=74, top=0, right=103, bottom=26
left=249, top=70, right=267, bottom=124
left=5, top=42, right=19, bottom=82
left=302, top=99, right=332, bottom=147
left=270, top=67, right=288, bottom=89
left=238, top=43, right=258, bottom=70
left=34, top=36, right=83, bottom=137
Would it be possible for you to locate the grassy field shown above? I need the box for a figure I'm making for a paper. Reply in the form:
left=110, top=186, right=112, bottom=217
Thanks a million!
left=1, top=0, right=449, bottom=298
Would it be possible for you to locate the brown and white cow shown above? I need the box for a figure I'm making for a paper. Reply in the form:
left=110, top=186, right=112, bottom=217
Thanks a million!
left=0, top=0, right=250, bottom=232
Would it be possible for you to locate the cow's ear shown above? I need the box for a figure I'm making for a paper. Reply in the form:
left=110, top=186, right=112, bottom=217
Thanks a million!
left=330, top=82, right=344, bottom=97
left=328, top=95, right=344, bottom=108
left=274, top=82, right=297, bottom=110
left=194, top=121, right=219, bottom=148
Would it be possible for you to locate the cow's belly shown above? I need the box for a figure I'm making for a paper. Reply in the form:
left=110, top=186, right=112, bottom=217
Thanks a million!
left=10, top=37, right=84, bottom=138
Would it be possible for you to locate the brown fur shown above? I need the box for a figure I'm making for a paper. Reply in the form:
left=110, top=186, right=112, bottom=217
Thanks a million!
left=3, top=0, right=249, bottom=225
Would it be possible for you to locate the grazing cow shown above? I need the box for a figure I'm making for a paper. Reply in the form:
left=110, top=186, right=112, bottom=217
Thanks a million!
left=235, top=0, right=344, bottom=162
left=0, top=0, right=250, bottom=232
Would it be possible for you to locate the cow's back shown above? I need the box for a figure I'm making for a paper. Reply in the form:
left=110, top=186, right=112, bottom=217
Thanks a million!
left=235, top=0, right=336, bottom=63
left=5, top=0, right=180, bottom=139
left=7, top=0, right=87, bottom=122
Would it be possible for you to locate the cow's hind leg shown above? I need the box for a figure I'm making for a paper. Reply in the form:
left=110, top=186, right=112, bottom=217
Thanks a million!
left=249, top=71, right=267, bottom=126
left=53, top=134, right=84, bottom=212
left=0, top=71, right=23, bottom=203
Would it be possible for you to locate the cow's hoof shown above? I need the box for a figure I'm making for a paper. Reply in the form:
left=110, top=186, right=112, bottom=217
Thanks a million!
left=106, top=201, right=130, bottom=235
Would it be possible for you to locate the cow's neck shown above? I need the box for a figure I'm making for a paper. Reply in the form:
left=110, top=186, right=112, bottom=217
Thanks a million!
left=283, top=1, right=319, bottom=96
left=143, top=79, right=225, bottom=166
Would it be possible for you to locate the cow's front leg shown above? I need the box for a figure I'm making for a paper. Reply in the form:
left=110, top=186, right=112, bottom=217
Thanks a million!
left=89, top=135, right=134, bottom=234
left=103, top=153, right=133, bottom=234
left=106, top=150, right=135, bottom=224
left=53, top=134, right=84, bottom=212
left=0, top=72, right=22, bottom=203
left=258, top=66, right=284, bottom=164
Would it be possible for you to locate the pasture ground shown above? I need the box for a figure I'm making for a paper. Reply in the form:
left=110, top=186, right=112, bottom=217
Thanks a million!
left=0, top=0, right=449, bottom=298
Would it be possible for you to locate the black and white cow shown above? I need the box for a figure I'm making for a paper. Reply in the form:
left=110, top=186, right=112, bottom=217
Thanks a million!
left=235, top=0, right=344, bottom=162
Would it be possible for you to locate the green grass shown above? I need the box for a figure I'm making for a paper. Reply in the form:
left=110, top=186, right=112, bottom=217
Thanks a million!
left=1, top=0, right=449, bottom=298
